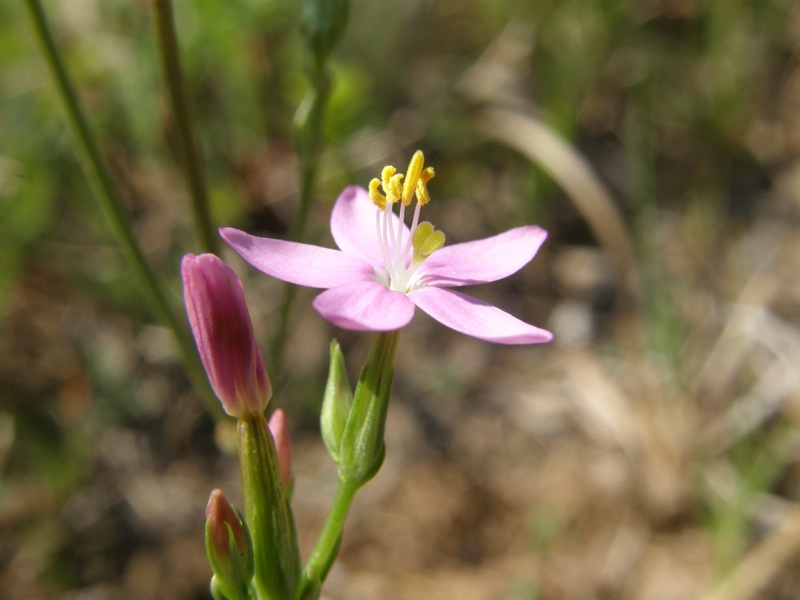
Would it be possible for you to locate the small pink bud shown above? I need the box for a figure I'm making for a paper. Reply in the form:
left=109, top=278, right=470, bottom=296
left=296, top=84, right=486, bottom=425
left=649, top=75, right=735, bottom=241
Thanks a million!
left=182, top=254, right=271, bottom=418
left=205, top=489, right=253, bottom=597
left=206, top=489, right=248, bottom=559
left=268, top=409, right=293, bottom=489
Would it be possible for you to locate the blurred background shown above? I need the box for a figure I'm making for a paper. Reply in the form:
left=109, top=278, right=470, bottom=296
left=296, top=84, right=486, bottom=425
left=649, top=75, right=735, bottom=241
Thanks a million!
left=3, top=0, right=800, bottom=598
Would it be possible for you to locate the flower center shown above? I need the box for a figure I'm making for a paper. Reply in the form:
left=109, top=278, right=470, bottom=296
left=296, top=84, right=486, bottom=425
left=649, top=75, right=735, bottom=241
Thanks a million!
left=368, top=150, right=445, bottom=293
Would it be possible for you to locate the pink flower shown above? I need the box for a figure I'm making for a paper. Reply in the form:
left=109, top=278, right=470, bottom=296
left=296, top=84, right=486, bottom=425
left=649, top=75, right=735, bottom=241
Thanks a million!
left=182, top=253, right=272, bottom=417
left=221, top=151, right=553, bottom=345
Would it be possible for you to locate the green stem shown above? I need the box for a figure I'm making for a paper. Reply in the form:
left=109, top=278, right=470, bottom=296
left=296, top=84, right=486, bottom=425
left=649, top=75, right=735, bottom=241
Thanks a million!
left=271, top=77, right=332, bottom=375
left=298, top=331, right=400, bottom=598
left=271, top=0, right=349, bottom=374
left=149, top=0, right=218, bottom=255
left=291, top=80, right=331, bottom=242
left=23, top=0, right=222, bottom=420
left=298, top=475, right=358, bottom=596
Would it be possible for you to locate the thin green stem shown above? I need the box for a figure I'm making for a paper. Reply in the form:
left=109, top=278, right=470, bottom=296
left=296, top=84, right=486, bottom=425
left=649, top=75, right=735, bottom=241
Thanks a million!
left=291, top=81, right=331, bottom=242
left=271, top=0, right=349, bottom=374
left=23, top=0, right=222, bottom=420
left=149, top=0, right=218, bottom=255
left=297, top=475, right=358, bottom=597
left=271, top=79, right=332, bottom=374
left=298, top=331, right=400, bottom=599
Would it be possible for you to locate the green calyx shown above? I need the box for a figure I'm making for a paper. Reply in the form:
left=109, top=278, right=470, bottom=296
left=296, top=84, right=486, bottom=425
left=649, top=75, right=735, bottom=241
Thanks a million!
left=321, top=340, right=353, bottom=464
left=238, top=414, right=301, bottom=600
left=337, top=332, right=399, bottom=487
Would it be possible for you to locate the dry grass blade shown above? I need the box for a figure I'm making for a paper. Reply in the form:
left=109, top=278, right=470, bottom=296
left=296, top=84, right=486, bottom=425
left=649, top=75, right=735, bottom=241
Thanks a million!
left=699, top=505, right=800, bottom=600
left=476, top=107, right=640, bottom=308
left=561, top=350, right=638, bottom=452
left=692, top=223, right=787, bottom=407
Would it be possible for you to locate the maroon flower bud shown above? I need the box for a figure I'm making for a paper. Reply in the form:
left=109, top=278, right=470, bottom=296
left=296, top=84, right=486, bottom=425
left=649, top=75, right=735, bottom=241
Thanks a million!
left=182, top=254, right=271, bottom=418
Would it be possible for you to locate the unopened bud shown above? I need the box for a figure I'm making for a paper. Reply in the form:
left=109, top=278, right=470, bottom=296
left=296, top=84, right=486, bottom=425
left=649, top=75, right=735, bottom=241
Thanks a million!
left=268, top=409, right=293, bottom=490
left=182, top=253, right=272, bottom=418
left=205, top=489, right=253, bottom=600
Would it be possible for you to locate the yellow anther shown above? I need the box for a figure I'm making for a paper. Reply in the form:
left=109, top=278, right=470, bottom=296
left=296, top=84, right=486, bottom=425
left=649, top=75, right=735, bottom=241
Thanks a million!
left=369, top=178, right=387, bottom=210
left=379, top=166, right=403, bottom=204
left=380, top=166, right=396, bottom=191
left=387, top=173, right=403, bottom=204
left=401, top=150, right=425, bottom=206
left=411, top=221, right=445, bottom=263
left=370, top=151, right=435, bottom=208
left=415, top=166, right=435, bottom=206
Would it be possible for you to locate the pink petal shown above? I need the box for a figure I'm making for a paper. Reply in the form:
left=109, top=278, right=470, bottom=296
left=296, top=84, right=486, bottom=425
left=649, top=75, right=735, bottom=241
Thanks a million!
left=330, top=186, right=406, bottom=268
left=410, top=286, right=553, bottom=344
left=221, top=227, right=373, bottom=289
left=312, top=281, right=416, bottom=331
left=420, top=226, right=548, bottom=287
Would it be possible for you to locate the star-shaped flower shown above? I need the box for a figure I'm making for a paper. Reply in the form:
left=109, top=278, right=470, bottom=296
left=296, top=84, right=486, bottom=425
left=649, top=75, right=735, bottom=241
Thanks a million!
left=221, top=151, right=552, bottom=345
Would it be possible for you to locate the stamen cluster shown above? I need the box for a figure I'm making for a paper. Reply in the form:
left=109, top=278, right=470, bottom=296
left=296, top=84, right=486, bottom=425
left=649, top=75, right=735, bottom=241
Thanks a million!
left=367, top=151, right=444, bottom=293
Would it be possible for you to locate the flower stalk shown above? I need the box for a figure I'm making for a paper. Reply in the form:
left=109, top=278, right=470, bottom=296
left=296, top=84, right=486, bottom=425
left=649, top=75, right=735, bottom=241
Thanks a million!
left=297, top=475, right=358, bottom=599
left=23, top=0, right=221, bottom=419
left=239, top=413, right=301, bottom=600
left=271, top=0, right=350, bottom=372
left=149, top=0, right=219, bottom=255
left=293, top=0, right=350, bottom=241
left=298, top=331, right=399, bottom=598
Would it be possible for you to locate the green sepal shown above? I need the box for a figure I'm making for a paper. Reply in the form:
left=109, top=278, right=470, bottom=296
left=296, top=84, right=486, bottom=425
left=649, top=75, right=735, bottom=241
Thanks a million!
left=297, top=573, right=322, bottom=600
left=239, top=414, right=301, bottom=600
left=321, top=339, right=353, bottom=463
left=337, top=332, right=398, bottom=487
left=210, top=576, right=232, bottom=600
